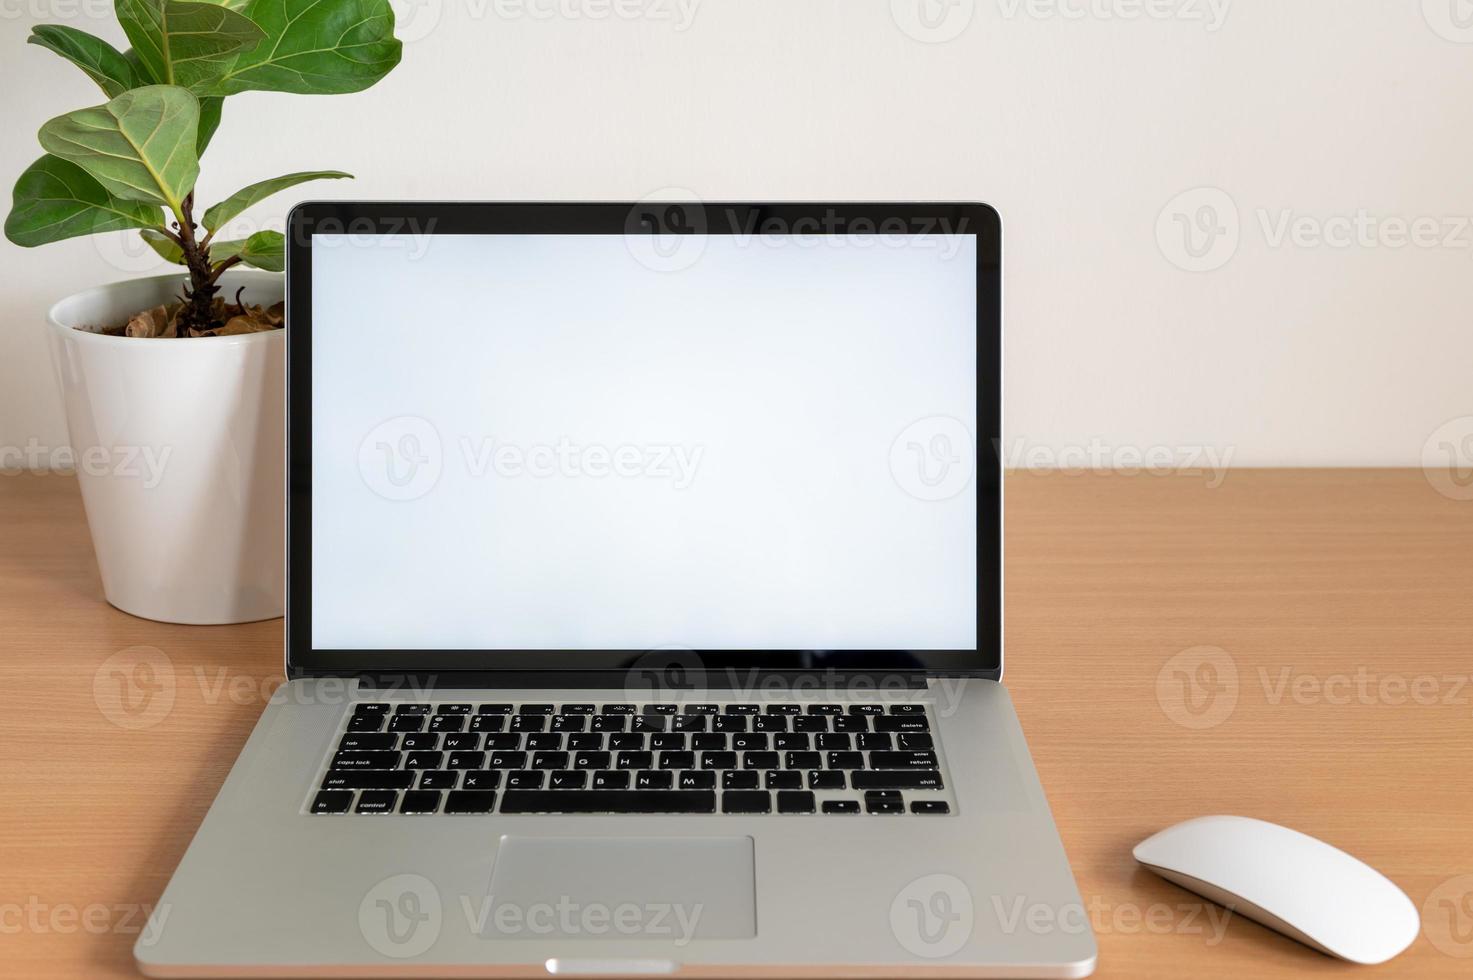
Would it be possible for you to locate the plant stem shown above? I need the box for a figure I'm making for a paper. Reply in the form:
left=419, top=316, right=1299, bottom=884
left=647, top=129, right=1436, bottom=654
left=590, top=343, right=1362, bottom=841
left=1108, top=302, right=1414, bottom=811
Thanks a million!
left=173, top=193, right=218, bottom=335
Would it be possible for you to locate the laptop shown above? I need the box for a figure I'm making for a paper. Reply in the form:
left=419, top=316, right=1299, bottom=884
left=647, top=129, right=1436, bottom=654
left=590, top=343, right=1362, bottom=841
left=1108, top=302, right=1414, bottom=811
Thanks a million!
left=138, top=202, right=1096, bottom=978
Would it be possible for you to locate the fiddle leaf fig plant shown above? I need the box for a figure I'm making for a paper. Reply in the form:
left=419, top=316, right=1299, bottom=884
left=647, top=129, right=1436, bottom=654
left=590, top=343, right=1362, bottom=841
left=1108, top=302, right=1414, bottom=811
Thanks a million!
left=5, top=1, right=402, bottom=337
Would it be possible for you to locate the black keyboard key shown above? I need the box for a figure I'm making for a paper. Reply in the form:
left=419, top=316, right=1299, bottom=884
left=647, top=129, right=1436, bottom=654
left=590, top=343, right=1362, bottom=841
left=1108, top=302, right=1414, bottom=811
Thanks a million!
left=592, top=770, right=629, bottom=789
left=524, top=733, right=562, bottom=751
left=722, top=770, right=759, bottom=789
left=742, top=752, right=780, bottom=769
left=550, top=715, right=587, bottom=733
left=444, top=790, right=497, bottom=814
left=641, top=704, right=678, bottom=715
left=911, top=800, right=950, bottom=814
left=865, top=797, right=905, bottom=814
left=777, top=790, right=816, bottom=814
left=500, top=790, right=716, bottom=814
left=438, top=703, right=472, bottom=714
left=566, top=733, right=602, bottom=750
left=786, top=751, right=822, bottom=770
left=347, top=714, right=384, bottom=732
left=752, top=715, right=786, bottom=732
left=826, top=751, right=865, bottom=770
left=461, top=770, right=500, bottom=790
left=506, top=770, right=545, bottom=789
left=311, top=790, right=352, bottom=814
left=387, top=714, right=426, bottom=732
left=852, top=770, right=944, bottom=790
left=816, top=734, right=851, bottom=750
left=691, top=734, right=726, bottom=751
left=773, top=733, right=810, bottom=750
left=469, top=715, right=506, bottom=732
left=764, top=704, right=801, bottom=715
left=483, top=734, right=520, bottom=750
left=631, top=715, right=668, bottom=733
left=857, top=734, right=893, bottom=751
left=322, top=770, right=414, bottom=790
left=561, top=704, right=596, bottom=714
left=808, top=770, right=845, bottom=790
left=722, top=791, right=771, bottom=814
left=672, top=715, right=707, bottom=732
left=874, top=716, right=929, bottom=733
left=608, top=733, right=646, bottom=750
left=573, top=751, right=612, bottom=770
left=617, top=751, right=654, bottom=770
left=807, top=705, right=843, bottom=715
left=822, top=800, right=860, bottom=814
left=869, top=751, right=939, bottom=770
left=489, top=751, right=527, bottom=769
left=832, top=716, right=868, bottom=733
left=403, top=751, right=444, bottom=770
left=442, top=733, right=480, bottom=751
left=684, top=704, right=719, bottom=715
left=701, top=751, right=737, bottom=769
left=429, top=715, right=465, bottom=733
left=355, top=790, right=398, bottom=813
left=635, top=770, right=673, bottom=789
left=532, top=751, right=569, bottom=770
left=659, top=751, right=695, bottom=770
left=399, top=790, right=441, bottom=814
left=792, top=716, right=827, bottom=733
left=731, top=733, right=767, bottom=751
left=518, top=704, right=554, bottom=715
left=765, top=771, right=801, bottom=790
left=650, top=733, right=686, bottom=751
left=549, top=769, right=588, bottom=789
left=897, top=733, right=934, bottom=750
left=889, top=704, right=927, bottom=714
left=394, top=703, right=432, bottom=714
left=679, top=770, right=716, bottom=789
left=726, top=704, right=760, bottom=715
left=848, top=704, right=884, bottom=715
left=332, top=750, right=400, bottom=770
left=338, top=733, right=397, bottom=751
left=353, top=703, right=390, bottom=716
left=591, top=714, right=627, bottom=732
left=712, top=715, right=747, bottom=733
left=421, top=770, right=459, bottom=789
left=400, top=732, right=440, bottom=750
left=510, top=715, right=547, bottom=732
left=447, top=751, right=487, bottom=769
left=477, top=703, right=513, bottom=714
left=601, top=703, right=636, bottom=714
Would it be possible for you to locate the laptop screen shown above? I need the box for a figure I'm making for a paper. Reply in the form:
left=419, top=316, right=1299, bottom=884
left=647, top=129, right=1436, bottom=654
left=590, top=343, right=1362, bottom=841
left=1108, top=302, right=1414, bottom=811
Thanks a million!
left=310, top=231, right=978, bottom=651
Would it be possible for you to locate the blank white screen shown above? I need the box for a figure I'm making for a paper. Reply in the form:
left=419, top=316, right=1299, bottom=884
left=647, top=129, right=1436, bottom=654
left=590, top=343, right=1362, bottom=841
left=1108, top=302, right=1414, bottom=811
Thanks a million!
left=311, top=234, right=977, bottom=649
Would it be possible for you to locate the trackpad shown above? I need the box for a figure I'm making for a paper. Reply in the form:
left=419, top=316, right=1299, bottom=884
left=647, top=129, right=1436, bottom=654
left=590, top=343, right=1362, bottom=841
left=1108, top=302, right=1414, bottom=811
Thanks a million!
left=481, top=837, right=756, bottom=941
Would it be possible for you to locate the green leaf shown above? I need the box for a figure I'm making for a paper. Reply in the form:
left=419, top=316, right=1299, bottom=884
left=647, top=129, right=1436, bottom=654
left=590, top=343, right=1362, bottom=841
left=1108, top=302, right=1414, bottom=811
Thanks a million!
left=203, top=171, right=351, bottom=231
left=28, top=25, right=143, bottom=98
left=115, top=0, right=266, bottom=93
left=212, top=229, right=284, bottom=271
left=196, top=95, right=223, bottom=155
left=38, top=85, right=200, bottom=214
left=5, top=155, right=163, bottom=248
left=210, top=0, right=402, bottom=95
left=140, top=228, right=187, bottom=264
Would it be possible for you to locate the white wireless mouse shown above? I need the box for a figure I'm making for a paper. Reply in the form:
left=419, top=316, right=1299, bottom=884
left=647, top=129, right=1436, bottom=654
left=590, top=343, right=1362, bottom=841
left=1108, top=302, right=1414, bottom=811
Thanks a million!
left=1133, top=815, right=1420, bottom=964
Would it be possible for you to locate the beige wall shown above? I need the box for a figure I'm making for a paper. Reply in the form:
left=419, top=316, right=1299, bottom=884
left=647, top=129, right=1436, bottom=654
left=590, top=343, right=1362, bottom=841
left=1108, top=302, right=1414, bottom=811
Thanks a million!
left=2, top=0, right=1470, bottom=468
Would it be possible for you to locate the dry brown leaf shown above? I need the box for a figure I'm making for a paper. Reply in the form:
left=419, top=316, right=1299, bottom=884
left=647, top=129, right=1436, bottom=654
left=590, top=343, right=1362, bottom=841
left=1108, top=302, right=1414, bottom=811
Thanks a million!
left=125, top=304, right=171, bottom=338
left=218, top=313, right=278, bottom=335
left=265, top=301, right=285, bottom=326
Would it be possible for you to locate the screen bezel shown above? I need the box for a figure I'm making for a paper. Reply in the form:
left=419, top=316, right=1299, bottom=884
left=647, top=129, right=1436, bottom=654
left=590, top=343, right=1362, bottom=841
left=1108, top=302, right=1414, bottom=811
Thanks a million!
left=285, top=202, right=1001, bottom=680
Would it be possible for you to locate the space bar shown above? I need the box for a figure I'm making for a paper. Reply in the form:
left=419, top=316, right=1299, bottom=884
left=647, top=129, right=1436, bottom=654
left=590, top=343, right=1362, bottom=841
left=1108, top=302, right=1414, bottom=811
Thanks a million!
left=499, top=790, right=717, bottom=814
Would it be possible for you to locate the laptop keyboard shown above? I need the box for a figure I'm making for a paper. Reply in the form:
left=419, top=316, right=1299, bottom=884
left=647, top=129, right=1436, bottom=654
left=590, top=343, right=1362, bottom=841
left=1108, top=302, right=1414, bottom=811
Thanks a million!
left=307, top=701, right=954, bottom=817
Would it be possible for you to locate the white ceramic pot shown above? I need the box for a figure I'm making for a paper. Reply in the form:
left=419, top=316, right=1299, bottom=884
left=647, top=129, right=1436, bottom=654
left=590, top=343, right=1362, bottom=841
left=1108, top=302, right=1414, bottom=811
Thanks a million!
left=47, top=271, right=285, bottom=624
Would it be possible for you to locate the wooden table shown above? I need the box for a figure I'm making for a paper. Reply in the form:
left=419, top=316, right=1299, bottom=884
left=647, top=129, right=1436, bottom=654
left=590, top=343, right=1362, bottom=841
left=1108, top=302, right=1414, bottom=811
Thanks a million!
left=2, top=470, right=1470, bottom=978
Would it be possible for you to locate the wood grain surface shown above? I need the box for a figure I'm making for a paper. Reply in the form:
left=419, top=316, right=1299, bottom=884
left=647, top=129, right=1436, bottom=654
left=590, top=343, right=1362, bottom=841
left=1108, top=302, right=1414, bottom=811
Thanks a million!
left=1, top=470, right=1469, bottom=978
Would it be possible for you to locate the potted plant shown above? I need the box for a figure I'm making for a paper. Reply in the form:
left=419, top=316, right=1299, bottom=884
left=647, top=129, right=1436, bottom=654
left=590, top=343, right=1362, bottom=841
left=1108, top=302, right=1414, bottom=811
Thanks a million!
left=6, top=1, right=403, bottom=624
